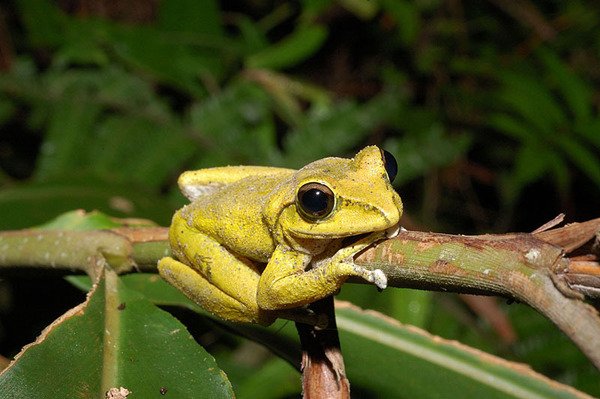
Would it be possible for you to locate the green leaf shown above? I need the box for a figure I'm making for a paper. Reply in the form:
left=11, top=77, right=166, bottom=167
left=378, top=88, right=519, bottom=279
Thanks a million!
left=110, top=25, right=222, bottom=98
left=0, top=99, right=15, bottom=125
left=16, top=0, right=66, bottom=47
left=536, top=48, right=592, bottom=125
left=282, top=90, right=408, bottom=167
left=282, top=101, right=366, bottom=166
left=335, top=303, right=589, bottom=398
left=234, top=15, right=270, bottom=55
left=497, top=71, right=567, bottom=135
left=501, top=144, right=553, bottom=203
left=73, top=274, right=303, bottom=367
left=337, top=0, right=379, bottom=20
left=301, top=0, right=333, bottom=18
left=34, top=97, right=102, bottom=181
left=54, top=19, right=111, bottom=67
left=488, top=113, right=537, bottom=142
left=0, top=270, right=234, bottom=398
left=91, top=116, right=194, bottom=188
left=158, top=0, right=223, bottom=36
left=35, top=210, right=122, bottom=230
left=338, top=285, right=433, bottom=328
left=381, top=0, right=420, bottom=44
left=246, top=24, right=328, bottom=70
left=187, top=82, right=277, bottom=167
left=551, top=134, right=600, bottom=187
left=234, top=357, right=300, bottom=399
left=577, top=119, right=600, bottom=148
left=385, top=126, right=472, bottom=185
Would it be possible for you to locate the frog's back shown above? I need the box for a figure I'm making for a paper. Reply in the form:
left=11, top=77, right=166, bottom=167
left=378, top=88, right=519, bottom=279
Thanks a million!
left=178, top=166, right=294, bottom=201
left=179, top=169, right=294, bottom=263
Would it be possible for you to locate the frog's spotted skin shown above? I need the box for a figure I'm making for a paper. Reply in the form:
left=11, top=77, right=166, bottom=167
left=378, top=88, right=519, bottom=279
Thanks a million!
left=158, top=146, right=403, bottom=326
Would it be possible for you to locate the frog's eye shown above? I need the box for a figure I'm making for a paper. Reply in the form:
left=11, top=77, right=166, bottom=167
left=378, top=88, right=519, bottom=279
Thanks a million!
left=296, top=183, right=335, bottom=221
left=381, top=149, right=398, bottom=183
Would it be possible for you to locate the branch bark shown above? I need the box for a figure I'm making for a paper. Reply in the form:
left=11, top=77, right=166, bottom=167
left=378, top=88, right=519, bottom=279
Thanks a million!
left=354, top=218, right=600, bottom=369
left=296, top=296, right=350, bottom=399
left=1, top=218, right=599, bottom=370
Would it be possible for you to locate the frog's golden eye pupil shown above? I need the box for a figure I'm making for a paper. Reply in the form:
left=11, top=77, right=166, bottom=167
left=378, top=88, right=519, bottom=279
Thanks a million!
left=297, top=183, right=335, bottom=220
left=381, top=149, right=398, bottom=183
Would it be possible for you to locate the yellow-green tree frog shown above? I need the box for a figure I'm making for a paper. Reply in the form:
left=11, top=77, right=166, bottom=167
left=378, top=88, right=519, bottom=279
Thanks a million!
left=158, top=146, right=402, bottom=326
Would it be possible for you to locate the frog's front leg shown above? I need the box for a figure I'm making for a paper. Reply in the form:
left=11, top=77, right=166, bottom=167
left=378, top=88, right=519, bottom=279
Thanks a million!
left=257, top=232, right=388, bottom=311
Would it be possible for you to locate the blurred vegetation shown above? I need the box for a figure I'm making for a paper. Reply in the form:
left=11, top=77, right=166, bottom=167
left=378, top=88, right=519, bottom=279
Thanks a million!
left=0, top=0, right=599, bottom=397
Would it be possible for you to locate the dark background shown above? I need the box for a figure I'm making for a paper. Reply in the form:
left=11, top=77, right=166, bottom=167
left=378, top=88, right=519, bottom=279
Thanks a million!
left=0, top=0, right=599, bottom=395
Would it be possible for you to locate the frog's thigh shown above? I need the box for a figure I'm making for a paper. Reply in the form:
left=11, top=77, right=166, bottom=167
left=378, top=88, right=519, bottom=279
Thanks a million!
left=170, top=220, right=262, bottom=308
left=164, top=225, right=273, bottom=324
left=158, top=257, right=274, bottom=325
left=159, top=257, right=254, bottom=322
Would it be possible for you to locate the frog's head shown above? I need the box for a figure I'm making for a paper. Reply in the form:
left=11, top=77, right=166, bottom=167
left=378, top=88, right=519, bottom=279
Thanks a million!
left=276, top=146, right=403, bottom=239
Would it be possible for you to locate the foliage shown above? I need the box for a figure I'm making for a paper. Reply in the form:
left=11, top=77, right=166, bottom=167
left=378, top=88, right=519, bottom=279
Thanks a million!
left=0, top=0, right=599, bottom=397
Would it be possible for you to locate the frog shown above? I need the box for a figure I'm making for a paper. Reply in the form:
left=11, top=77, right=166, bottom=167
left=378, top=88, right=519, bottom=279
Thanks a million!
left=158, top=146, right=403, bottom=326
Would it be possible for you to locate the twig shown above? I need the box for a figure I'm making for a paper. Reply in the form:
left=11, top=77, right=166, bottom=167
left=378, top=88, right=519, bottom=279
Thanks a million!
left=296, top=296, right=350, bottom=399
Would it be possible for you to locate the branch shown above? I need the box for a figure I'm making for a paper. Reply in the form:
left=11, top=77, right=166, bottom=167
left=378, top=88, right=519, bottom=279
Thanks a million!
left=1, top=217, right=599, bottom=369
left=354, top=218, right=600, bottom=369
left=0, top=227, right=167, bottom=279
left=296, top=296, right=350, bottom=399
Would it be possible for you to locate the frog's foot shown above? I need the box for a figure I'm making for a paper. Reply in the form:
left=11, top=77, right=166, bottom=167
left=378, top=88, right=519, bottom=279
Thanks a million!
left=355, top=266, right=388, bottom=290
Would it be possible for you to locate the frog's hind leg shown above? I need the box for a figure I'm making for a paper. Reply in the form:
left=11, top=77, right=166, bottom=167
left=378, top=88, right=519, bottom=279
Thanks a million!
left=160, top=256, right=328, bottom=327
left=158, top=217, right=275, bottom=325
left=158, top=256, right=274, bottom=325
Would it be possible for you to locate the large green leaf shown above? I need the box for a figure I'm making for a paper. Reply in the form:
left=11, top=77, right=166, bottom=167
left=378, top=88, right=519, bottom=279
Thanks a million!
left=78, top=274, right=591, bottom=398
left=67, top=274, right=302, bottom=368
left=0, top=270, right=233, bottom=398
left=336, top=303, right=590, bottom=398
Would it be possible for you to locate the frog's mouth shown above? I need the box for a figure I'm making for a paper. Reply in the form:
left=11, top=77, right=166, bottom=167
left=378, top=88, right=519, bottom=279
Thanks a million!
left=341, top=223, right=401, bottom=247
left=341, top=233, right=370, bottom=247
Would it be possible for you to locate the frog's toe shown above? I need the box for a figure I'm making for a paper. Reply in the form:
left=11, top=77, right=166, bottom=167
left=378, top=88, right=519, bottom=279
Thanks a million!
left=354, top=265, right=388, bottom=290
left=371, top=269, right=388, bottom=290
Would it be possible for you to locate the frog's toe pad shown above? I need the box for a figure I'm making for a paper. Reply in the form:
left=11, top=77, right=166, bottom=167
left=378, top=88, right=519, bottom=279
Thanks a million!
left=372, top=269, right=388, bottom=290
left=366, top=269, right=388, bottom=290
